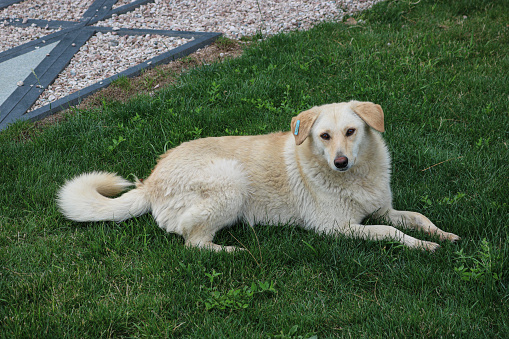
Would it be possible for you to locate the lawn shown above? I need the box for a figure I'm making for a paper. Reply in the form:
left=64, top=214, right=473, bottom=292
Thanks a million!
left=1, top=0, right=508, bottom=337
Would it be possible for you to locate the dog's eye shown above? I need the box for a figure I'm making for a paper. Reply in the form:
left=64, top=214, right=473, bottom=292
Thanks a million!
left=320, top=133, right=331, bottom=140
left=346, top=128, right=356, bottom=137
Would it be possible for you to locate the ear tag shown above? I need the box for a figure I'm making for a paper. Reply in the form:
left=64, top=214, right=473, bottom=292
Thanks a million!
left=294, top=120, right=300, bottom=135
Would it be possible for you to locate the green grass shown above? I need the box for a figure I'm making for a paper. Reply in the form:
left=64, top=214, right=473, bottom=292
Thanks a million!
left=1, top=0, right=508, bottom=337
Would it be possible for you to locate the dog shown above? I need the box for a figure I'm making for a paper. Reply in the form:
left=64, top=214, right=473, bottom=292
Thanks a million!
left=57, top=101, right=460, bottom=252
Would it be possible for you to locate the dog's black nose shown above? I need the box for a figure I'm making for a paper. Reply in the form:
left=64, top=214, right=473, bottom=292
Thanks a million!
left=334, top=156, right=349, bottom=169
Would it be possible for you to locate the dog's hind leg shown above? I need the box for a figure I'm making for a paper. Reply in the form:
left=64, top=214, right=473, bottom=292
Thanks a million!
left=343, top=223, right=441, bottom=251
left=177, top=159, right=250, bottom=252
left=179, top=203, right=245, bottom=252
left=387, top=209, right=460, bottom=243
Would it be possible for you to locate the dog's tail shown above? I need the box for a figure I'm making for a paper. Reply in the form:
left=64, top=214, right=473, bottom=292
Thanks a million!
left=57, top=171, right=150, bottom=222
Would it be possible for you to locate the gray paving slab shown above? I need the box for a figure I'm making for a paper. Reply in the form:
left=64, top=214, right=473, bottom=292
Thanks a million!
left=0, top=41, right=59, bottom=104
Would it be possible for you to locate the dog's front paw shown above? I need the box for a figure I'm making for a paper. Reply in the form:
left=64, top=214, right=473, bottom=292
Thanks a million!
left=441, top=232, right=461, bottom=243
left=222, top=245, right=245, bottom=253
left=420, top=241, right=440, bottom=252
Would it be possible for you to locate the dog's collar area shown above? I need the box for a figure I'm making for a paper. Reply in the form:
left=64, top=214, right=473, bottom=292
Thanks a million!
left=294, top=120, right=301, bottom=135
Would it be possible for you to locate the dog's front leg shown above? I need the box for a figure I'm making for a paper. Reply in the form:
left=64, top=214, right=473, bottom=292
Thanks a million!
left=387, top=209, right=460, bottom=242
left=343, top=224, right=440, bottom=251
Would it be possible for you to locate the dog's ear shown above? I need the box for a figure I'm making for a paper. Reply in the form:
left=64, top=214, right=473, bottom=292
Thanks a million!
left=291, top=108, right=320, bottom=145
left=351, top=101, right=385, bottom=133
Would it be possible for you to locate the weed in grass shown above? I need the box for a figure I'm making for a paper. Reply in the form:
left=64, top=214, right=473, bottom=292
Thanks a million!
left=187, top=126, right=203, bottom=139
left=130, top=112, right=145, bottom=126
left=439, top=192, right=466, bottom=206
left=108, top=135, right=126, bottom=151
left=454, top=238, right=503, bottom=284
left=214, top=36, right=238, bottom=49
left=420, top=192, right=466, bottom=209
left=420, top=194, right=433, bottom=209
left=201, top=270, right=276, bottom=311
left=224, top=127, right=249, bottom=136
left=111, top=75, right=133, bottom=91
left=143, top=76, right=156, bottom=90
left=475, top=136, right=490, bottom=149
left=299, top=59, right=315, bottom=73
left=193, top=106, right=203, bottom=115
left=207, top=81, right=222, bottom=103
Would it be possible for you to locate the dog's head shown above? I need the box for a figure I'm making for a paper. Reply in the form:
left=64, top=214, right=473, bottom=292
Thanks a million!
left=291, top=101, right=384, bottom=172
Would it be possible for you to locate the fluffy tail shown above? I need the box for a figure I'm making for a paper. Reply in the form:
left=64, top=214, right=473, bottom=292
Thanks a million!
left=57, top=171, right=150, bottom=222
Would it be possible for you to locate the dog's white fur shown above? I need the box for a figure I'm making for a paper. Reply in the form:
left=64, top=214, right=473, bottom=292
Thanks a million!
left=57, top=101, right=460, bottom=251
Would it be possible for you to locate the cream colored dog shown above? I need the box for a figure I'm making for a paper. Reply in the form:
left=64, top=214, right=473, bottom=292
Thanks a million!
left=58, top=101, right=460, bottom=251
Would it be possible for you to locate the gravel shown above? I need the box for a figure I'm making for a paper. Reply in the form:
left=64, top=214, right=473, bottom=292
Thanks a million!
left=30, top=33, right=193, bottom=111
left=0, top=24, right=59, bottom=53
left=97, top=0, right=381, bottom=39
left=0, top=0, right=95, bottom=23
left=1, top=0, right=383, bottom=111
